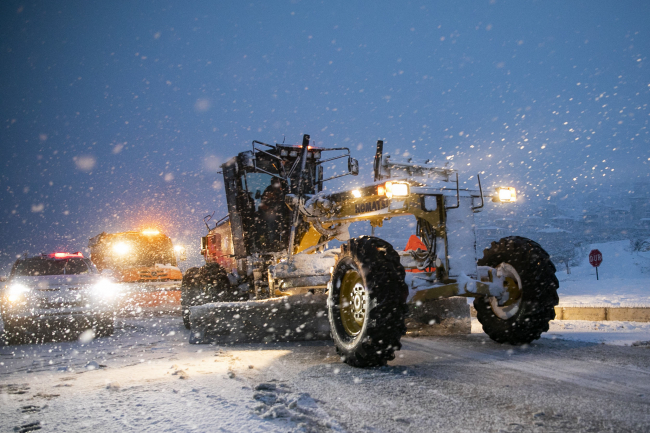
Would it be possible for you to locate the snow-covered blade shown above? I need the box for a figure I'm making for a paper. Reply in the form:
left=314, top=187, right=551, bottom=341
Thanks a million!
left=188, top=293, right=330, bottom=344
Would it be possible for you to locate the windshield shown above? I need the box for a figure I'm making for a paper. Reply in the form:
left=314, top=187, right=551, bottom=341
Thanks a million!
left=12, top=257, right=90, bottom=276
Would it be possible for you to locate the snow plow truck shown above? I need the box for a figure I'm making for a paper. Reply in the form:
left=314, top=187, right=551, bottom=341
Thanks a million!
left=182, top=134, right=559, bottom=368
left=89, top=229, right=184, bottom=313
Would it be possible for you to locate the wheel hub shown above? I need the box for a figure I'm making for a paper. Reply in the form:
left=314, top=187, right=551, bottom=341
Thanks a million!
left=339, top=270, right=367, bottom=336
left=489, top=263, right=523, bottom=320
left=501, top=276, right=522, bottom=307
left=351, top=283, right=366, bottom=323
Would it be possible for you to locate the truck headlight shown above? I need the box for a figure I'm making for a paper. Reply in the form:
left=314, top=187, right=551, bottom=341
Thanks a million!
left=7, top=283, right=29, bottom=303
left=112, top=242, right=131, bottom=255
left=385, top=182, right=409, bottom=198
left=495, top=187, right=517, bottom=203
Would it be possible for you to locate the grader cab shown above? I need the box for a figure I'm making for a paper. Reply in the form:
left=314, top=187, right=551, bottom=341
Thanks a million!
left=182, top=134, right=559, bottom=368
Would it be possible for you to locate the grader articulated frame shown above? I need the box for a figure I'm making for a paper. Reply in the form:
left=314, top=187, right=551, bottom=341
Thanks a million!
left=184, top=134, right=559, bottom=368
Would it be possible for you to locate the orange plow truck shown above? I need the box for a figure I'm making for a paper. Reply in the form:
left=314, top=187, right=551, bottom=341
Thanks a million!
left=88, top=229, right=185, bottom=314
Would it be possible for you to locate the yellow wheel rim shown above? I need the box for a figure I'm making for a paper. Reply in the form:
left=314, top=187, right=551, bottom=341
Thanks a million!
left=489, top=263, right=523, bottom=320
left=501, top=276, right=522, bottom=307
left=340, top=269, right=367, bottom=336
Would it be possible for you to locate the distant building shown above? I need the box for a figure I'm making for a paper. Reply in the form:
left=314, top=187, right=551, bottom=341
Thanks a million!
left=607, top=208, right=632, bottom=226
left=551, top=215, right=576, bottom=230
left=630, top=181, right=650, bottom=225
left=539, top=203, right=559, bottom=219
left=494, top=217, right=519, bottom=231
left=583, top=212, right=599, bottom=225
left=523, top=215, right=543, bottom=227
left=641, top=218, right=650, bottom=229
left=476, top=226, right=502, bottom=242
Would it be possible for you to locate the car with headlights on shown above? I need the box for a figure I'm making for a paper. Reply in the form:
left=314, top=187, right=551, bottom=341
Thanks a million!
left=0, top=252, right=120, bottom=344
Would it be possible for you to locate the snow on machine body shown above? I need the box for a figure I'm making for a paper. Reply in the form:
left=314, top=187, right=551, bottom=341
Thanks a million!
left=88, top=230, right=185, bottom=314
left=184, top=134, right=559, bottom=368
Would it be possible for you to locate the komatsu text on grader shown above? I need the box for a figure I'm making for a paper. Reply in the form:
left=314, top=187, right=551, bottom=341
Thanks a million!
left=182, top=134, right=559, bottom=368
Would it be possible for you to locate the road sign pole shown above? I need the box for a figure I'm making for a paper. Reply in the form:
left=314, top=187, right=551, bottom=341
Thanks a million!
left=589, top=249, right=602, bottom=281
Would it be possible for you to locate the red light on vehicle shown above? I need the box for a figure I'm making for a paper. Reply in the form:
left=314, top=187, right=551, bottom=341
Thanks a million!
left=51, top=252, right=83, bottom=258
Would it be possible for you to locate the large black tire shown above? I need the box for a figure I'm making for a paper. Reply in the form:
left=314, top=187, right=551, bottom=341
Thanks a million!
left=181, top=264, right=241, bottom=329
left=181, top=267, right=202, bottom=329
left=328, top=236, right=409, bottom=368
left=474, top=236, right=559, bottom=345
left=199, top=263, right=240, bottom=302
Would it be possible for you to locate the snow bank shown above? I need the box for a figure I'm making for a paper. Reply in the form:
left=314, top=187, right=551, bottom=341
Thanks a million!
left=556, top=240, right=650, bottom=307
left=472, top=317, right=650, bottom=346
left=543, top=320, right=650, bottom=346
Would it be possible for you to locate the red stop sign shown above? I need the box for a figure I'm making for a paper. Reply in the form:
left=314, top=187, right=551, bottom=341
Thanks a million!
left=589, top=249, right=603, bottom=267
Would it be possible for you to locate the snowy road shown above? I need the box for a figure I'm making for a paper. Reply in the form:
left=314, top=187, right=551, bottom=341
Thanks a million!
left=1, top=316, right=649, bottom=432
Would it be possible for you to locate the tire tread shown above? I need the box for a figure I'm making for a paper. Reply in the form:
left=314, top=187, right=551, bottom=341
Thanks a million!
left=474, top=236, right=559, bottom=345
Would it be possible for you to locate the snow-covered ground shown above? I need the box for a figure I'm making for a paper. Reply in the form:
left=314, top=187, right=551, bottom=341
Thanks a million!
left=0, top=317, right=342, bottom=432
left=472, top=318, right=650, bottom=347
left=1, top=240, right=650, bottom=431
left=2, top=316, right=649, bottom=432
left=556, top=240, right=650, bottom=307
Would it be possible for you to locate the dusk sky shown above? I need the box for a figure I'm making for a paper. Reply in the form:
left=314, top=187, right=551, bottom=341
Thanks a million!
left=1, top=1, right=649, bottom=272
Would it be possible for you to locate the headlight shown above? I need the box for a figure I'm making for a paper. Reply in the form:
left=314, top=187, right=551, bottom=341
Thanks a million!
left=93, top=279, right=120, bottom=300
left=112, top=242, right=131, bottom=255
left=7, top=283, right=29, bottom=303
left=495, top=187, right=517, bottom=203
left=384, top=182, right=409, bottom=199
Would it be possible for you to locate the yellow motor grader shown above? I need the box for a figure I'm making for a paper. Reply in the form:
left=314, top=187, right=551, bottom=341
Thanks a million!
left=183, top=134, right=559, bottom=368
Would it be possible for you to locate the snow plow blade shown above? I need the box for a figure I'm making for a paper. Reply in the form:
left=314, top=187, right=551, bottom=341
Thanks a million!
left=188, top=293, right=330, bottom=345
left=187, top=292, right=470, bottom=345
left=405, top=297, right=471, bottom=336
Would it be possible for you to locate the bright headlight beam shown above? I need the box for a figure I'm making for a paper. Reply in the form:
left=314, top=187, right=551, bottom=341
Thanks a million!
left=93, top=279, right=120, bottom=299
left=7, top=283, right=28, bottom=302
left=112, top=242, right=131, bottom=255
left=385, top=182, right=409, bottom=199
left=391, top=183, right=409, bottom=197
left=497, top=187, right=517, bottom=203
left=352, top=190, right=362, bottom=198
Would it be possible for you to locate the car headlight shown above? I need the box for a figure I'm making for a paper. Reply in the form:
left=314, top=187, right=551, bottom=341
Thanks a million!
left=6, top=283, right=29, bottom=303
left=93, top=279, right=120, bottom=300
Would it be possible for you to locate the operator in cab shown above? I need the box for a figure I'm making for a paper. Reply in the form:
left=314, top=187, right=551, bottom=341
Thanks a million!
left=259, top=177, right=284, bottom=249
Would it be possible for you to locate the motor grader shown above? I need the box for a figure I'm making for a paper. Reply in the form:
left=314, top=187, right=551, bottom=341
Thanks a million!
left=182, top=134, right=559, bottom=368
